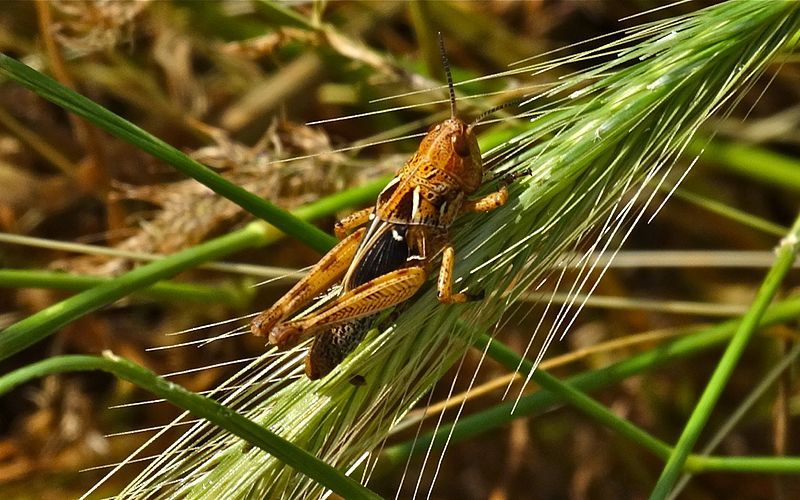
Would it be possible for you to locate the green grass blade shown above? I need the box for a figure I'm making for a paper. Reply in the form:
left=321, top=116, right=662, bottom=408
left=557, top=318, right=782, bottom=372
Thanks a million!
left=0, top=53, right=336, bottom=254
left=670, top=187, right=788, bottom=237
left=0, top=168, right=391, bottom=361
left=688, top=136, right=800, bottom=192
left=650, top=215, right=800, bottom=499
left=669, top=342, right=800, bottom=496
left=0, top=222, right=267, bottom=361
left=291, top=175, right=391, bottom=223
left=477, top=331, right=673, bottom=459
left=113, top=2, right=800, bottom=497
left=0, top=269, right=250, bottom=305
left=685, top=456, right=800, bottom=474
left=383, top=295, right=800, bottom=463
left=0, top=353, right=380, bottom=500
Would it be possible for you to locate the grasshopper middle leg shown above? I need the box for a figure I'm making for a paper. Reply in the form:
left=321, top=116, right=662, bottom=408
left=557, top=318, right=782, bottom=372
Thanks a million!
left=437, top=245, right=483, bottom=303
left=461, top=169, right=530, bottom=214
left=334, top=207, right=374, bottom=239
left=460, top=186, right=508, bottom=214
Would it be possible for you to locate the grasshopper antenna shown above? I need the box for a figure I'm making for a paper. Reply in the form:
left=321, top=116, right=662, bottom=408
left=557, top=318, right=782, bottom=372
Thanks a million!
left=467, top=97, right=526, bottom=133
left=437, top=32, right=457, bottom=119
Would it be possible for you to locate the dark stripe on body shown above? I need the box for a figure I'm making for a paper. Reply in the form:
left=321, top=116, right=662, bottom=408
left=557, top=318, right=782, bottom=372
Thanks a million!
left=346, top=223, right=412, bottom=289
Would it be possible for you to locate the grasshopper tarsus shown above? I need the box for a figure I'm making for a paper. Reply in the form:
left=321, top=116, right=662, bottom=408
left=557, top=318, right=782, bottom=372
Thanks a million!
left=269, top=323, right=305, bottom=349
left=250, top=312, right=283, bottom=339
left=348, top=374, right=367, bottom=386
left=508, top=167, right=532, bottom=183
left=437, top=289, right=484, bottom=304
left=333, top=222, right=347, bottom=240
left=334, top=207, right=374, bottom=239
left=493, top=167, right=531, bottom=186
left=251, top=227, right=366, bottom=339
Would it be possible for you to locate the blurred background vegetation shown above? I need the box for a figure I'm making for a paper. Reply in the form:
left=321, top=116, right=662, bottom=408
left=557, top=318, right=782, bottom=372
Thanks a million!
left=0, top=1, right=799, bottom=498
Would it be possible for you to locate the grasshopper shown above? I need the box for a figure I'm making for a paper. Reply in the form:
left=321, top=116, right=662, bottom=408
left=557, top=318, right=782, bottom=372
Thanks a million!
left=251, top=35, right=514, bottom=379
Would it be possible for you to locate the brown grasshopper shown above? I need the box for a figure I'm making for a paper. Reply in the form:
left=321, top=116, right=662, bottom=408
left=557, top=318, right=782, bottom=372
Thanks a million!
left=251, top=35, right=514, bottom=379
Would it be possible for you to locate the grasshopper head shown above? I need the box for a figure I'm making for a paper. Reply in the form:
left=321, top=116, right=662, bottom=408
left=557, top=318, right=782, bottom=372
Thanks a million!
left=420, top=117, right=483, bottom=193
left=430, top=34, right=484, bottom=193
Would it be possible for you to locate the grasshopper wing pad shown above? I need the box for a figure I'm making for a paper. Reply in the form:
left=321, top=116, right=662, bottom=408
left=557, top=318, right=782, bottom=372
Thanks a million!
left=346, top=223, right=411, bottom=288
left=305, top=223, right=416, bottom=378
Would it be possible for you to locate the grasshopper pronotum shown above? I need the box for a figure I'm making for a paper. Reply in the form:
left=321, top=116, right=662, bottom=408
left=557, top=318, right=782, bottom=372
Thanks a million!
left=251, top=34, right=515, bottom=379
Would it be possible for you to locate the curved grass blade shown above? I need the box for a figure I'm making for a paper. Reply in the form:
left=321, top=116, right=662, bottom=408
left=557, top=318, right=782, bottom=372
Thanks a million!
left=0, top=171, right=391, bottom=362
left=0, top=353, right=380, bottom=500
left=0, top=222, right=267, bottom=361
left=650, top=215, right=800, bottom=498
left=0, top=269, right=250, bottom=306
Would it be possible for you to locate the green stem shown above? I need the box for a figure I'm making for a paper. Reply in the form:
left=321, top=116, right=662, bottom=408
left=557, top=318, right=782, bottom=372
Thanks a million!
left=669, top=342, right=800, bottom=496
left=0, top=53, right=335, bottom=254
left=0, top=222, right=266, bottom=361
left=686, top=456, right=800, bottom=474
left=476, top=332, right=673, bottom=460
left=688, top=136, right=800, bottom=193
left=650, top=215, right=800, bottom=499
left=293, top=176, right=391, bottom=221
left=0, top=174, right=387, bottom=278
left=0, top=173, right=390, bottom=362
left=481, top=334, right=800, bottom=477
left=670, top=187, right=788, bottom=237
left=0, top=353, right=380, bottom=500
left=382, top=296, right=800, bottom=465
left=0, top=269, right=249, bottom=306
left=260, top=175, right=392, bottom=244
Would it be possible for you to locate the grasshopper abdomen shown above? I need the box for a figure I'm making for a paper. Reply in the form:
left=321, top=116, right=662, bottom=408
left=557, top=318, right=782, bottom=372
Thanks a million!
left=306, top=316, right=373, bottom=380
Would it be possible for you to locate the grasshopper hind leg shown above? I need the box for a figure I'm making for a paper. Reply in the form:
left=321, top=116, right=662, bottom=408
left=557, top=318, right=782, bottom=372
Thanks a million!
left=305, top=316, right=374, bottom=379
left=250, top=227, right=365, bottom=338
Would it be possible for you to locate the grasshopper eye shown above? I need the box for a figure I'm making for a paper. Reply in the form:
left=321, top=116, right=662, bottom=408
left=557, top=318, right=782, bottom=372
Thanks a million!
left=451, top=132, right=470, bottom=157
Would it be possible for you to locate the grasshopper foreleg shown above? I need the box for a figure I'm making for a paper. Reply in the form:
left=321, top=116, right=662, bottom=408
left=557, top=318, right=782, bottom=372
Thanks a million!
left=250, top=227, right=366, bottom=337
left=462, top=168, right=530, bottom=214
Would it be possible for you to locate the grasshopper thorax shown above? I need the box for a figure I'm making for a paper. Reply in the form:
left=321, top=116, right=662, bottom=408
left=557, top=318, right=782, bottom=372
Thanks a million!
left=374, top=116, right=482, bottom=229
